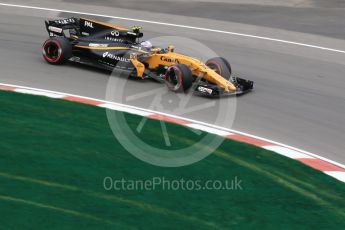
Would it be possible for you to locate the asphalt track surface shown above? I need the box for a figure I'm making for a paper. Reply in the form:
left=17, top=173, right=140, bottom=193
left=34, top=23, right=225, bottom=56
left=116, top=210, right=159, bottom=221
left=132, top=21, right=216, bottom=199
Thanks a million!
left=0, top=0, right=345, bottom=165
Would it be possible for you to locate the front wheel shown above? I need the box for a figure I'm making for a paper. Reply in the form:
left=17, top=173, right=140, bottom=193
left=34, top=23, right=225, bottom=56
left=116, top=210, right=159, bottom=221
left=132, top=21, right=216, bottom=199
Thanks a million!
left=205, top=57, right=232, bottom=80
left=42, top=37, right=72, bottom=65
left=164, top=64, right=193, bottom=92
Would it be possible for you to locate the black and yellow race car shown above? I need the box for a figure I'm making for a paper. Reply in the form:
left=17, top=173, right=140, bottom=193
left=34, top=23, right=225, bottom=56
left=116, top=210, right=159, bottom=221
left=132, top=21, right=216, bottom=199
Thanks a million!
left=42, top=17, right=253, bottom=97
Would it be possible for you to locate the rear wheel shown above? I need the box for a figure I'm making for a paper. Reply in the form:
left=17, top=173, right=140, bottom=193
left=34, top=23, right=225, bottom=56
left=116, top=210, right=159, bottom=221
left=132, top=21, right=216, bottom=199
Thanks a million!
left=206, top=57, right=232, bottom=80
left=164, top=64, right=193, bottom=92
left=42, top=37, right=72, bottom=65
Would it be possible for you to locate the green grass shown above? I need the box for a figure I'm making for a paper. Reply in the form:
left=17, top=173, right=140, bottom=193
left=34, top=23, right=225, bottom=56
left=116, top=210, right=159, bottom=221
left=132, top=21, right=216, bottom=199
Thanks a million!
left=0, top=90, right=345, bottom=230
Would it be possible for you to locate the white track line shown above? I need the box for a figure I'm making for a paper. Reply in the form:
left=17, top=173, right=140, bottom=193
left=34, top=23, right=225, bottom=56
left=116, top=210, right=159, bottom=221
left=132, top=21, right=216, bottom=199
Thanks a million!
left=186, top=123, right=233, bottom=136
left=0, top=2, right=345, bottom=54
left=14, top=88, right=64, bottom=98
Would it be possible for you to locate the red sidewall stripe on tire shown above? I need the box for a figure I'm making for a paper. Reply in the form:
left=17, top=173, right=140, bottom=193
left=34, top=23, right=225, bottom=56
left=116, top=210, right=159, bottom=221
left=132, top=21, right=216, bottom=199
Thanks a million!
left=165, top=66, right=183, bottom=91
left=1, top=82, right=345, bottom=182
left=206, top=60, right=223, bottom=76
left=43, top=40, right=63, bottom=64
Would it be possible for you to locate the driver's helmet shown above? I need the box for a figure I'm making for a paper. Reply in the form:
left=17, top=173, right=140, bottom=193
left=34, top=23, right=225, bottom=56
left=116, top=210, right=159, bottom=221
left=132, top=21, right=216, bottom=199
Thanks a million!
left=140, top=41, right=153, bottom=51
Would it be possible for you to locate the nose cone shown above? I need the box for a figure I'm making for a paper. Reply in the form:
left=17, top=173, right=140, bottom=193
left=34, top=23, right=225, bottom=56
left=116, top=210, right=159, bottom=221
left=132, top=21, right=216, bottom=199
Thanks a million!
left=205, top=68, right=237, bottom=92
left=225, top=82, right=237, bottom=92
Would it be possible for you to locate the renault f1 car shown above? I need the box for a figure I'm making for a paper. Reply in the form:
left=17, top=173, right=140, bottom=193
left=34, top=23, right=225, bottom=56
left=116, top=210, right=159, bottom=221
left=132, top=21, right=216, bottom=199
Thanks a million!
left=42, top=17, right=253, bottom=97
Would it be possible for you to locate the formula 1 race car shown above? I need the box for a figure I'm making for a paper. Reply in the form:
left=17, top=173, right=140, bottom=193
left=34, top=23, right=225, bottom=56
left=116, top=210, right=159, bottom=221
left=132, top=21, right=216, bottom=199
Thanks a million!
left=42, top=17, right=253, bottom=97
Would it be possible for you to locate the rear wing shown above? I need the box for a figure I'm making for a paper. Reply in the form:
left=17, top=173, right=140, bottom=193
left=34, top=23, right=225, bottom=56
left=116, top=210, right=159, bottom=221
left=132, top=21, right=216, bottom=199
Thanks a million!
left=45, top=17, right=143, bottom=43
left=45, top=17, right=80, bottom=37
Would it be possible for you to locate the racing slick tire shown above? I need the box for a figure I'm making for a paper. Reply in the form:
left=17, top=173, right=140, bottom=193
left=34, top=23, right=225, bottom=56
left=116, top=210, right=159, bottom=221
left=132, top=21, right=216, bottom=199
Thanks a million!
left=42, top=37, right=72, bottom=65
left=206, top=57, right=232, bottom=80
left=164, top=64, right=193, bottom=92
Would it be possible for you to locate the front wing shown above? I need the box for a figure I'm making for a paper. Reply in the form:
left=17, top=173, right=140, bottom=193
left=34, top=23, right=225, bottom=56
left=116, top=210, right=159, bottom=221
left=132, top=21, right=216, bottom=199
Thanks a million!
left=194, top=77, right=254, bottom=97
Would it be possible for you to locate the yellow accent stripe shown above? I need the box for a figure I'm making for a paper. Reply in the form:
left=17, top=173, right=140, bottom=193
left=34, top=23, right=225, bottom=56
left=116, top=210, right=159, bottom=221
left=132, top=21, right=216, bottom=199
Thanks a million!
left=0, top=195, right=114, bottom=225
left=81, top=17, right=129, bottom=30
left=75, top=45, right=130, bottom=50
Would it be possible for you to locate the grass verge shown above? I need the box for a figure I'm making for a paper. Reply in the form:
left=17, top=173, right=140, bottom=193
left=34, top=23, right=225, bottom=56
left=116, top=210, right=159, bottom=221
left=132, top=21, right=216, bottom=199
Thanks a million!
left=0, top=90, right=345, bottom=229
